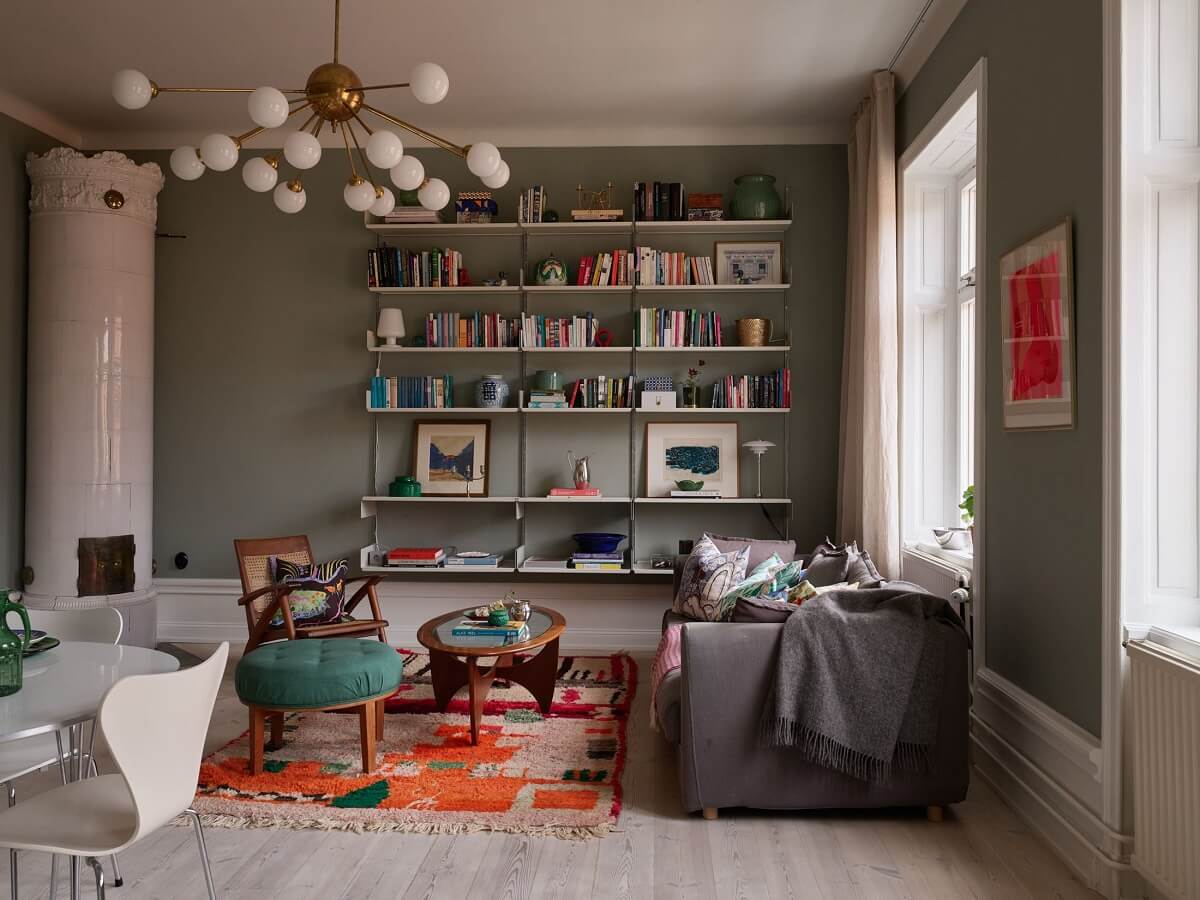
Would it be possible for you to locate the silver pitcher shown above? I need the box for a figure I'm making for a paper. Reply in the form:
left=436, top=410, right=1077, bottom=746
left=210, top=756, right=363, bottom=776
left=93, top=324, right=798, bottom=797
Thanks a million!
left=567, top=450, right=592, bottom=488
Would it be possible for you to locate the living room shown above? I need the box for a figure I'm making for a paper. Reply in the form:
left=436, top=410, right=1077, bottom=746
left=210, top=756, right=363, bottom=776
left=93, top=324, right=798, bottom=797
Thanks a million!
left=1, top=1, right=1198, bottom=898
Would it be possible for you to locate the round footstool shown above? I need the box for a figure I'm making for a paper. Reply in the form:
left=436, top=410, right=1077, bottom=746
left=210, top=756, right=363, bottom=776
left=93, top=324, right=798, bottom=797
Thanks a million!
left=235, top=638, right=404, bottom=774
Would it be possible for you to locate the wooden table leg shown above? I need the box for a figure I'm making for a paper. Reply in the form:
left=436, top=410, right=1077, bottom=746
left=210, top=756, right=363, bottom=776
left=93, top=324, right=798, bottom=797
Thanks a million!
left=466, top=658, right=500, bottom=746
left=249, top=707, right=265, bottom=775
left=502, top=639, right=559, bottom=714
left=429, top=649, right=470, bottom=711
left=359, top=703, right=377, bottom=773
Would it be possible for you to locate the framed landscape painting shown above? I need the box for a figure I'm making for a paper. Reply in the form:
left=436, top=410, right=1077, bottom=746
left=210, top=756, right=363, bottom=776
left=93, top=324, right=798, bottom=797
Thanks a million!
left=644, top=421, right=739, bottom=497
left=412, top=420, right=490, bottom=496
left=999, top=217, right=1075, bottom=430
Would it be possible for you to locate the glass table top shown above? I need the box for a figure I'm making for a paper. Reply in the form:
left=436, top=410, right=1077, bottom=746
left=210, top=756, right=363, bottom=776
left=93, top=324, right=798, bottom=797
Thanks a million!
left=435, top=608, right=553, bottom=648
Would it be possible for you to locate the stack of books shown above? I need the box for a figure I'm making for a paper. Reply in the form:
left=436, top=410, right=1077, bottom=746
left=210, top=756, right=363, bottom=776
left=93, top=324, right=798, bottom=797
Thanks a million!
left=522, top=557, right=569, bottom=570
left=571, top=552, right=624, bottom=571
left=670, top=488, right=721, bottom=498
left=382, top=207, right=441, bottom=224
left=635, top=308, right=724, bottom=347
left=519, top=186, right=548, bottom=223
left=634, top=247, right=714, bottom=285
left=445, top=553, right=501, bottom=568
left=450, top=620, right=530, bottom=646
left=711, top=369, right=791, bottom=409
left=527, top=389, right=567, bottom=409
left=369, top=375, right=454, bottom=409
left=575, top=251, right=634, bottom=286
left=567, top=375, right=634, bottom=408
left=387, top=547, right=445, bottom=567
left=549, top=487, right=601, bottom=497
left=423, top=312, right=519, bottom=348
left=634, top=182, right=686, bottom=221
left=687, top=193, right=725, bottom=221
left=519, top=314, right=599, bottom=348
left=367, top=246, right=465, bottom=288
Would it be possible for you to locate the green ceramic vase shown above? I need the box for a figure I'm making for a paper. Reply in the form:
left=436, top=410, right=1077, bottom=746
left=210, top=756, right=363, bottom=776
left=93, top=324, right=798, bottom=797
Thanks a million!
left=730, top=174, right=782, bottom=220
left=0, top=590, right=32, bottom=697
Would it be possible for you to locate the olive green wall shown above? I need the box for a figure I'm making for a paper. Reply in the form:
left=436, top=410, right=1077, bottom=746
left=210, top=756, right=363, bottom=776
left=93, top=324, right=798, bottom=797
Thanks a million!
left=144, top=145, right=847, bottom=577
left=897, top=0, right=1104, bottom=735
left=0, top=113, right=55, bottom=589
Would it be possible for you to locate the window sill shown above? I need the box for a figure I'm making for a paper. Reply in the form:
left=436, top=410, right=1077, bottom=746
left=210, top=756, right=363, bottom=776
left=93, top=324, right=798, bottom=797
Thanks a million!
left=1126, top=624, right=1200, bottom=664
left=910, top=541, right=974, bottom=574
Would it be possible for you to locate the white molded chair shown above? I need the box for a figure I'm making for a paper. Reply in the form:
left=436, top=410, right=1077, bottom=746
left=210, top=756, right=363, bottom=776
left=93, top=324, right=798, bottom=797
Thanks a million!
left=0, top=643, right=228, bottom=900
left=0, top=607, right=125, bottom=898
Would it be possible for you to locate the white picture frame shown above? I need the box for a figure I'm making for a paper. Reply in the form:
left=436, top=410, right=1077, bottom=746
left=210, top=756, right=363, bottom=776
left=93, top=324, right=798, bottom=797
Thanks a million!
left=714, top=241, right=783, bottom=286
left=412, top=420, right=490, bottom=496
left=643, top=421, right=740, bottom=498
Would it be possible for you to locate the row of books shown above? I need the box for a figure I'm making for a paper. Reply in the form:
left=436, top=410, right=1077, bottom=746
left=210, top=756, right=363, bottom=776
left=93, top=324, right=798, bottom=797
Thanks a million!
left=634, top=247, right=715, bottom=285
left=423, top=312, right=519, bottom=348
left=518, top=314, right=600, bottom=348
left=384, top=547, right=503, bottom=569
left=711, top=369, right=791, bottom=409
left=368, top=246, right=465, bottom=289
left=567, top=376, right=635, bottom=409
left=634, top=308, right=725, bottom=348
left=633, top=182, right=687, bottom=221
left=369, top=375, right=454, bottom=409
left=576, top=250, right=634, bottom=286
left=381, top=207, right=441, bottom=224
left=519, top=186, right=549, bottom=223
left=449, top=620, right=530, bottom=646
left=527, top=389, right=568, bottom=409
left=571, top=551, right=624, bottom=571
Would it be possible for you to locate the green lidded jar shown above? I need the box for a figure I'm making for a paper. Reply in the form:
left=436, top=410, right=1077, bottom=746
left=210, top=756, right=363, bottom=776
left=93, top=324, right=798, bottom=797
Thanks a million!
left=0, top=589, right=32, bottom=697
left=730, top=174, right=782, bottom=220
left=389, top=475, right=421, bottom=497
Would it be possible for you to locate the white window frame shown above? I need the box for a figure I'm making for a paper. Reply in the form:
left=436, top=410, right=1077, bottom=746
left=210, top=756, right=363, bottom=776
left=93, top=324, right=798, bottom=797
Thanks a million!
left=956, top=167, right=977, bottom=499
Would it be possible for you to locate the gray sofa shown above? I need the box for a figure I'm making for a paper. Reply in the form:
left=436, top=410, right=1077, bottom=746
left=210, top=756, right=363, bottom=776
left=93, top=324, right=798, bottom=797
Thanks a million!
left=655, top=551, right=970, bottom=819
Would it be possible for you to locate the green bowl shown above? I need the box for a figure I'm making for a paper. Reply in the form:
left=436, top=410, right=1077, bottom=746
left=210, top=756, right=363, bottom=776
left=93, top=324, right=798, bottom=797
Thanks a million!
left=675, top=480, right=705, bottom=491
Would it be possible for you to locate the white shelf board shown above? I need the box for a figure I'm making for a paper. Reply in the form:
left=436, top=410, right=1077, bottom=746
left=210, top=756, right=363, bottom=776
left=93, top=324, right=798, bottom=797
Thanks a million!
left=367, top=406, right=518, bottom=413
left=518, top=496, right=632, bottom=503
left=521, top=221, right=632, bottom=235
left=518, top=565, right=632, bottom=576
left=363, top=563, right=517, bottom=574
left=369, top=286, right=521, bottom=295
left=636, top=283, right=792, bottom=293
left=363, top=495, right=517, bottom=503
left=633, top=218, right=792, bottom=235
left=523, top=284, right=632, bottom=293
left=522, top=407, right=632, bottom=413
left=521, top=346, right=633, bottom=353
left=635, top=345, right=790, bottom=354
left=369, top=343, right=519, bottom=354
left=632, top=562, right=674, bottom=576
left=633, top=407, right=790, bottom=414
left=635, top=497, right=793, bottom=504
left=365, top=221, right=521, bottom=237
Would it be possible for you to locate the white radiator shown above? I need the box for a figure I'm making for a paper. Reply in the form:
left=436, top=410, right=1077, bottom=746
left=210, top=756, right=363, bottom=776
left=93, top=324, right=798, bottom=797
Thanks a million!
left=1128, top=630, right=1200, bottom=900
left=900, top=545, right=969, bottom=598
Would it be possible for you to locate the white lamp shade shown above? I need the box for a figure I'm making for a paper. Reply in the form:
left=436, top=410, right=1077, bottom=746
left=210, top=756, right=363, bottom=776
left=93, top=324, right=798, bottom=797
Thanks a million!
left=377, top=308, right=406, bottom=344
left=390, top=155, right=424, bottom=191
left=480, top=159, right=510, bottom=189
left=418, top=177, right=450, bottom=211
left=241, top=157, right=278, bottom=192
left=410, top=62, right=449, bottom=104
left=369, top=186, right=396, bottom=217
left=199, top=133, right=238, bottom=171
left=273, top=181, right=307, bottom=213
left=466, top=142, right=501, bottom=178
left=169, top=146, right=205, bottom=181
left=283, top=131, right=322, bottom=169
left=112, top=69, right=153, bottom=109
left=344, top=179, right=376, bottom=212
left=366, top=130, right=404, bottom=169
left=247, top=86, right=289, bottom=128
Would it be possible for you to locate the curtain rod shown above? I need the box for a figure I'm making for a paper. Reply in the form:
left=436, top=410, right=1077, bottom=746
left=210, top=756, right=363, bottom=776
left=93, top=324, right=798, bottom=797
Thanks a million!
left=888, top=0, right=937, bottom=71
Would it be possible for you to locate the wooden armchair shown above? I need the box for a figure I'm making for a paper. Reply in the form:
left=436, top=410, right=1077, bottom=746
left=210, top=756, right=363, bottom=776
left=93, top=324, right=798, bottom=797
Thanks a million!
left=234, top=535, right=389, bottom=654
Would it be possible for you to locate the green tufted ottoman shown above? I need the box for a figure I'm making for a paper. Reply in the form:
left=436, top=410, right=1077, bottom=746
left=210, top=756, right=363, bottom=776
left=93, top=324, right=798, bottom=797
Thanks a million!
left=235, top=638, right=404, bottom=774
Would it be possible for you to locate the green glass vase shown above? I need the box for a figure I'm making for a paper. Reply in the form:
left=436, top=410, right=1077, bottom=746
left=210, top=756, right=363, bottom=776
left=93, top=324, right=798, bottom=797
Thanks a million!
left=0, top=590, right=32, bottom=697
left=730, top=174, right=782, bottom=220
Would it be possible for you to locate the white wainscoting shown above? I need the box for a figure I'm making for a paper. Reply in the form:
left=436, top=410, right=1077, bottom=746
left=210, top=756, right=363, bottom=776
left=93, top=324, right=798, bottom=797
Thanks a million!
left=153, top=577, right=670, bottom=652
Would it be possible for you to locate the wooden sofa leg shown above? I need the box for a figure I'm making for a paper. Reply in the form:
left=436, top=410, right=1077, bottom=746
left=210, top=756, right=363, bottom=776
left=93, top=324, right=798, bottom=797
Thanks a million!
left=249, top=707, right=265, bottom=775
left=702, top=807, right=718, bottom=821
left=926, top=804, right=944, bottom=823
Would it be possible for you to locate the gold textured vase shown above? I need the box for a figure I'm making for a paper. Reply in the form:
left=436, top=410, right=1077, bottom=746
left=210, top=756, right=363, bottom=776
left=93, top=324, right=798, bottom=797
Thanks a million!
left=737, top=317, right=771, bottom=347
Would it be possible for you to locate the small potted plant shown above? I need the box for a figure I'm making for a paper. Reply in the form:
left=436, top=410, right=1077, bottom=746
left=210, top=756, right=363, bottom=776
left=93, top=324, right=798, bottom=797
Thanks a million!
left=959, top=484, right=975, bottom=545
left=682, top=359, right=706, bottom=408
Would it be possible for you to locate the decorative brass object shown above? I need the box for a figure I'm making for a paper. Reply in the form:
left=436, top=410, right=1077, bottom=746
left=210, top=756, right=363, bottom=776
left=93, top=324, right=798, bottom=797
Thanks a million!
left=77, top=535, right=136, bottom=596
left=737, top=317, right=772, bottom=347
left=103, top=189, right=125, bottom=209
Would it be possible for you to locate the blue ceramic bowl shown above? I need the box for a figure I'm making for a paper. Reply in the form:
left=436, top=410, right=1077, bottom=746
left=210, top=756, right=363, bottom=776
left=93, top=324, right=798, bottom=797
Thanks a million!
left=572, top=532, right=627, bottom=554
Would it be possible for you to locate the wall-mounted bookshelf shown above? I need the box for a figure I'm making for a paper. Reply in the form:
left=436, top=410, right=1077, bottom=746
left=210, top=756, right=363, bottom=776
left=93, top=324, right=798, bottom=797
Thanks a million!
left=359, top=206, right=794, bottom=578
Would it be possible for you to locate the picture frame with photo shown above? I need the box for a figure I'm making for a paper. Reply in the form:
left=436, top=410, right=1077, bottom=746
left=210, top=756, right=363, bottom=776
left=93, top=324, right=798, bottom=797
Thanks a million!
left=411, top=420, right=491, bottom=496
left=999, top=217, right=1075, bottom=430
left=714, top=241, right=783, bottom=286
left=643, top=421, right=740, bottom=498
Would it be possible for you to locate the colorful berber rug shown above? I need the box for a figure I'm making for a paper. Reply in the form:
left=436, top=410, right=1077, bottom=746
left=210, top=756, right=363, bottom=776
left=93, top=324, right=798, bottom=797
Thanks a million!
left=191, top=650, right=635, bottom=839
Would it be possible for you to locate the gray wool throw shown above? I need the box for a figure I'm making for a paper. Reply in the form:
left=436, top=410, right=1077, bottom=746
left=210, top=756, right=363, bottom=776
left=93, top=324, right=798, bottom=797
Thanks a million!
left=762, top=586, right=965, bottom=782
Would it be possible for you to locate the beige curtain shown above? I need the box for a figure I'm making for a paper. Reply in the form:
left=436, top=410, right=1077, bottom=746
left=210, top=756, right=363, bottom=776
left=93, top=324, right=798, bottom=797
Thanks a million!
left=838, top=70, right=900, bottom=578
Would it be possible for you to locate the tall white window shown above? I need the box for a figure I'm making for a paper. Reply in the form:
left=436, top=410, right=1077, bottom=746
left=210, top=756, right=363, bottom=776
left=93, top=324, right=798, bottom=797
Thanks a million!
left=957, top=170, right=977, bottom=498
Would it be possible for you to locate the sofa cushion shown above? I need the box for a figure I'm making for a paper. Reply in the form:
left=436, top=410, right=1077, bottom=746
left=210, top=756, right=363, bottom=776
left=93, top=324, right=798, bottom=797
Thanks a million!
left=713, top=554, right=787, bottom=620
left=235, top=638, right=404, bottom=709
left=704, top=533, right=796, bottom=571
left=805, top=539, right=882, bottom=587
left=731, top=594, right=795, bottom=623
left=673, top=536, right=750, bottom=621
left=269, top=556, right=349, bottom=627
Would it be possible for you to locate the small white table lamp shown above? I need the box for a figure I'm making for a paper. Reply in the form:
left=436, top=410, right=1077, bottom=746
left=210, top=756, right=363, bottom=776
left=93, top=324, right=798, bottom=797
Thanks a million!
left=377, top=308, right=406, bottom=346
left=742, top=440, right=776, bottom=498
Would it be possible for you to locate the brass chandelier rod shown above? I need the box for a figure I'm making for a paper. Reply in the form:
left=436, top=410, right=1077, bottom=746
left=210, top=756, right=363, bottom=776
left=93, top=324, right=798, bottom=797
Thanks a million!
left=233, top=103, right=309, bottom=146
left=151, top=86, right=308, bottom=95
left=333, top=0, right=341, bottom=64
left=354, top=82, right=411, bottom=92
left=345, top=121, right=379, bottom=190
left=339, top=121, right=360, bottom=180
left=361, top=103, right=466, bottom=159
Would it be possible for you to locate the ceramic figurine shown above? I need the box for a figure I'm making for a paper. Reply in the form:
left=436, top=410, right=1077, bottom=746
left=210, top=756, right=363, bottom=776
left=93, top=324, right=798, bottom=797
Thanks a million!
left=533, top=254, right=567, bottom=286
left=567, top=450, right=592, bottom=489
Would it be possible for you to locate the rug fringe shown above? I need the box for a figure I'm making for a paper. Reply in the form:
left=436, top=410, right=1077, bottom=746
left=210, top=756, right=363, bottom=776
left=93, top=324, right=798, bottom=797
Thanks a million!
left=175, top=811, right=616, bottom=842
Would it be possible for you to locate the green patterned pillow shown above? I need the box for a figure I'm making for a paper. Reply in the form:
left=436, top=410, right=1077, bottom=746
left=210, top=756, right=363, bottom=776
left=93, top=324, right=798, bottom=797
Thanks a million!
left=714, top=555, right=787, bottom=620
left=760, top=560, right=809, bottom=600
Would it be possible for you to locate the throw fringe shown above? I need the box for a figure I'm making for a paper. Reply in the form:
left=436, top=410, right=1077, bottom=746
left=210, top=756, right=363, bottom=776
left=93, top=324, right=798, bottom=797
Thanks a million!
left=761, top=717, right=931, bottom=783
left=174, top=811, right=615, bottom=842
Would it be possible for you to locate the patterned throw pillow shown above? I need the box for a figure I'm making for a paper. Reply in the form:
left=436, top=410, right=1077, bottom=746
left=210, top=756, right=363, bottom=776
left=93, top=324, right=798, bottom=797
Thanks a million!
left=713, top=554, right=787, bottom=620
left=269, top=557, right=349, bottom=627
left=672, top=536, right=750, bottom=621
left=759, top=560, right=809, bottom=600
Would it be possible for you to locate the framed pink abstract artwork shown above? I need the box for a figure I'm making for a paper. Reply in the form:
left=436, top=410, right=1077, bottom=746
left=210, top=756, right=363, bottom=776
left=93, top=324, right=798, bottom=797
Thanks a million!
left=1000, top=218, right=1075, bottom=430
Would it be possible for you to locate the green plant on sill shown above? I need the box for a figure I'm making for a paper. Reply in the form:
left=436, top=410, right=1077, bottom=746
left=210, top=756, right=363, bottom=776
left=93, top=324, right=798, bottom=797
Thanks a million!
left=959, top=484, right=975, bottom=525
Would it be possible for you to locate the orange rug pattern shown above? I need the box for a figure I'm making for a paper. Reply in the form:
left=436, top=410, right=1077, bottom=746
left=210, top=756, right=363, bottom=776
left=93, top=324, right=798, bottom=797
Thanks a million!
left=192, top=651, right=635, bottom=838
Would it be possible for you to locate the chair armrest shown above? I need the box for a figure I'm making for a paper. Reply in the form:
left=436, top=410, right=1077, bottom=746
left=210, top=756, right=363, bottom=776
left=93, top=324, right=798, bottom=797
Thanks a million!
left=344, top=575, right=384, bottom=617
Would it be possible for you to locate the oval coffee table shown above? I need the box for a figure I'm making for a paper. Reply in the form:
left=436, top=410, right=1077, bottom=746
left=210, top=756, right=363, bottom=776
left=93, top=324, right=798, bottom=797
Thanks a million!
left=417, top=606, right=565, bottom=745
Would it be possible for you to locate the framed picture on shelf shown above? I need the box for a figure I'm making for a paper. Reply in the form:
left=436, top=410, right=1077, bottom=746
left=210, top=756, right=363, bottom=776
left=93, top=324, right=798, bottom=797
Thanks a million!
left=714, top=241, right=783, bottom=286
left=999, top=217, right=1075, bottom=430
left=412, top=420, right=491, bottom=496
left=643, top=421, right=740, bottom=498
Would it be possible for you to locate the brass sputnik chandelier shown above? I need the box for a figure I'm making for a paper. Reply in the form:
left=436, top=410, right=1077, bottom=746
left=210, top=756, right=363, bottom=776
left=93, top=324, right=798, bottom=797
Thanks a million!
left=110, top=0, right=509, bottom=216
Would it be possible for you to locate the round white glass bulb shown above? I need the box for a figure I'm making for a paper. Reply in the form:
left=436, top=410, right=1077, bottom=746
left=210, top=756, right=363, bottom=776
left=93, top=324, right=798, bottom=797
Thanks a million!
left=199, top=133, right=238, bottom=171
left=410, top=62, right=449, bottom=104
left=466, top=142, right=501, bottom=178
left=344, top=179, right=376, bottom=212
left=481, top=159, right=510, bottom=189
left=365, top=130, right=404, bottom=169
left=169, top=146, right=205, bottom=181
left=112, top=69, right=153, bottom=109
left=247, top=86, right=289, bottom=128
left=273, top=181, right=306, bottom=214
left=369, top=186, right=396, bottom=217
left=389, top=155, right=425, bottom=191
left=241, top=157, right=278, bottom=192
left=418, top=177, right=451, bottom=211
left=283, top=131, right=322, bottom=170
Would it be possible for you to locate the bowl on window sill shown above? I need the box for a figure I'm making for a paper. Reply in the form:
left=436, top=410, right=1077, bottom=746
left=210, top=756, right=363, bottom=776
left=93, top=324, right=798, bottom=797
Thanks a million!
left=931, top=527, right=971, bottom=550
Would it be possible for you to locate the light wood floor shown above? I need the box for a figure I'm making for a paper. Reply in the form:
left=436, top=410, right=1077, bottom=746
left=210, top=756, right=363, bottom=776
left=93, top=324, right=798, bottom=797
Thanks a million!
left=2, top=645, right=1101, bottom=900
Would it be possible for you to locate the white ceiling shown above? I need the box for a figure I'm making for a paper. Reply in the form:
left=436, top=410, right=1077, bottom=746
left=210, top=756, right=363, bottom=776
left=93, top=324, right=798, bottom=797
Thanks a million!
left=0, top=0, right=964, bottom=150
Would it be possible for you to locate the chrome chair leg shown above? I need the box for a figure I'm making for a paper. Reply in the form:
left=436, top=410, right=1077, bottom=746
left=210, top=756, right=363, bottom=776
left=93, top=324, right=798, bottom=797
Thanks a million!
left=6, top=782, right=15, bottom=900
left=84, top=858, right=104, bottom=900
left=184, top=810, right=216, bottom=900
